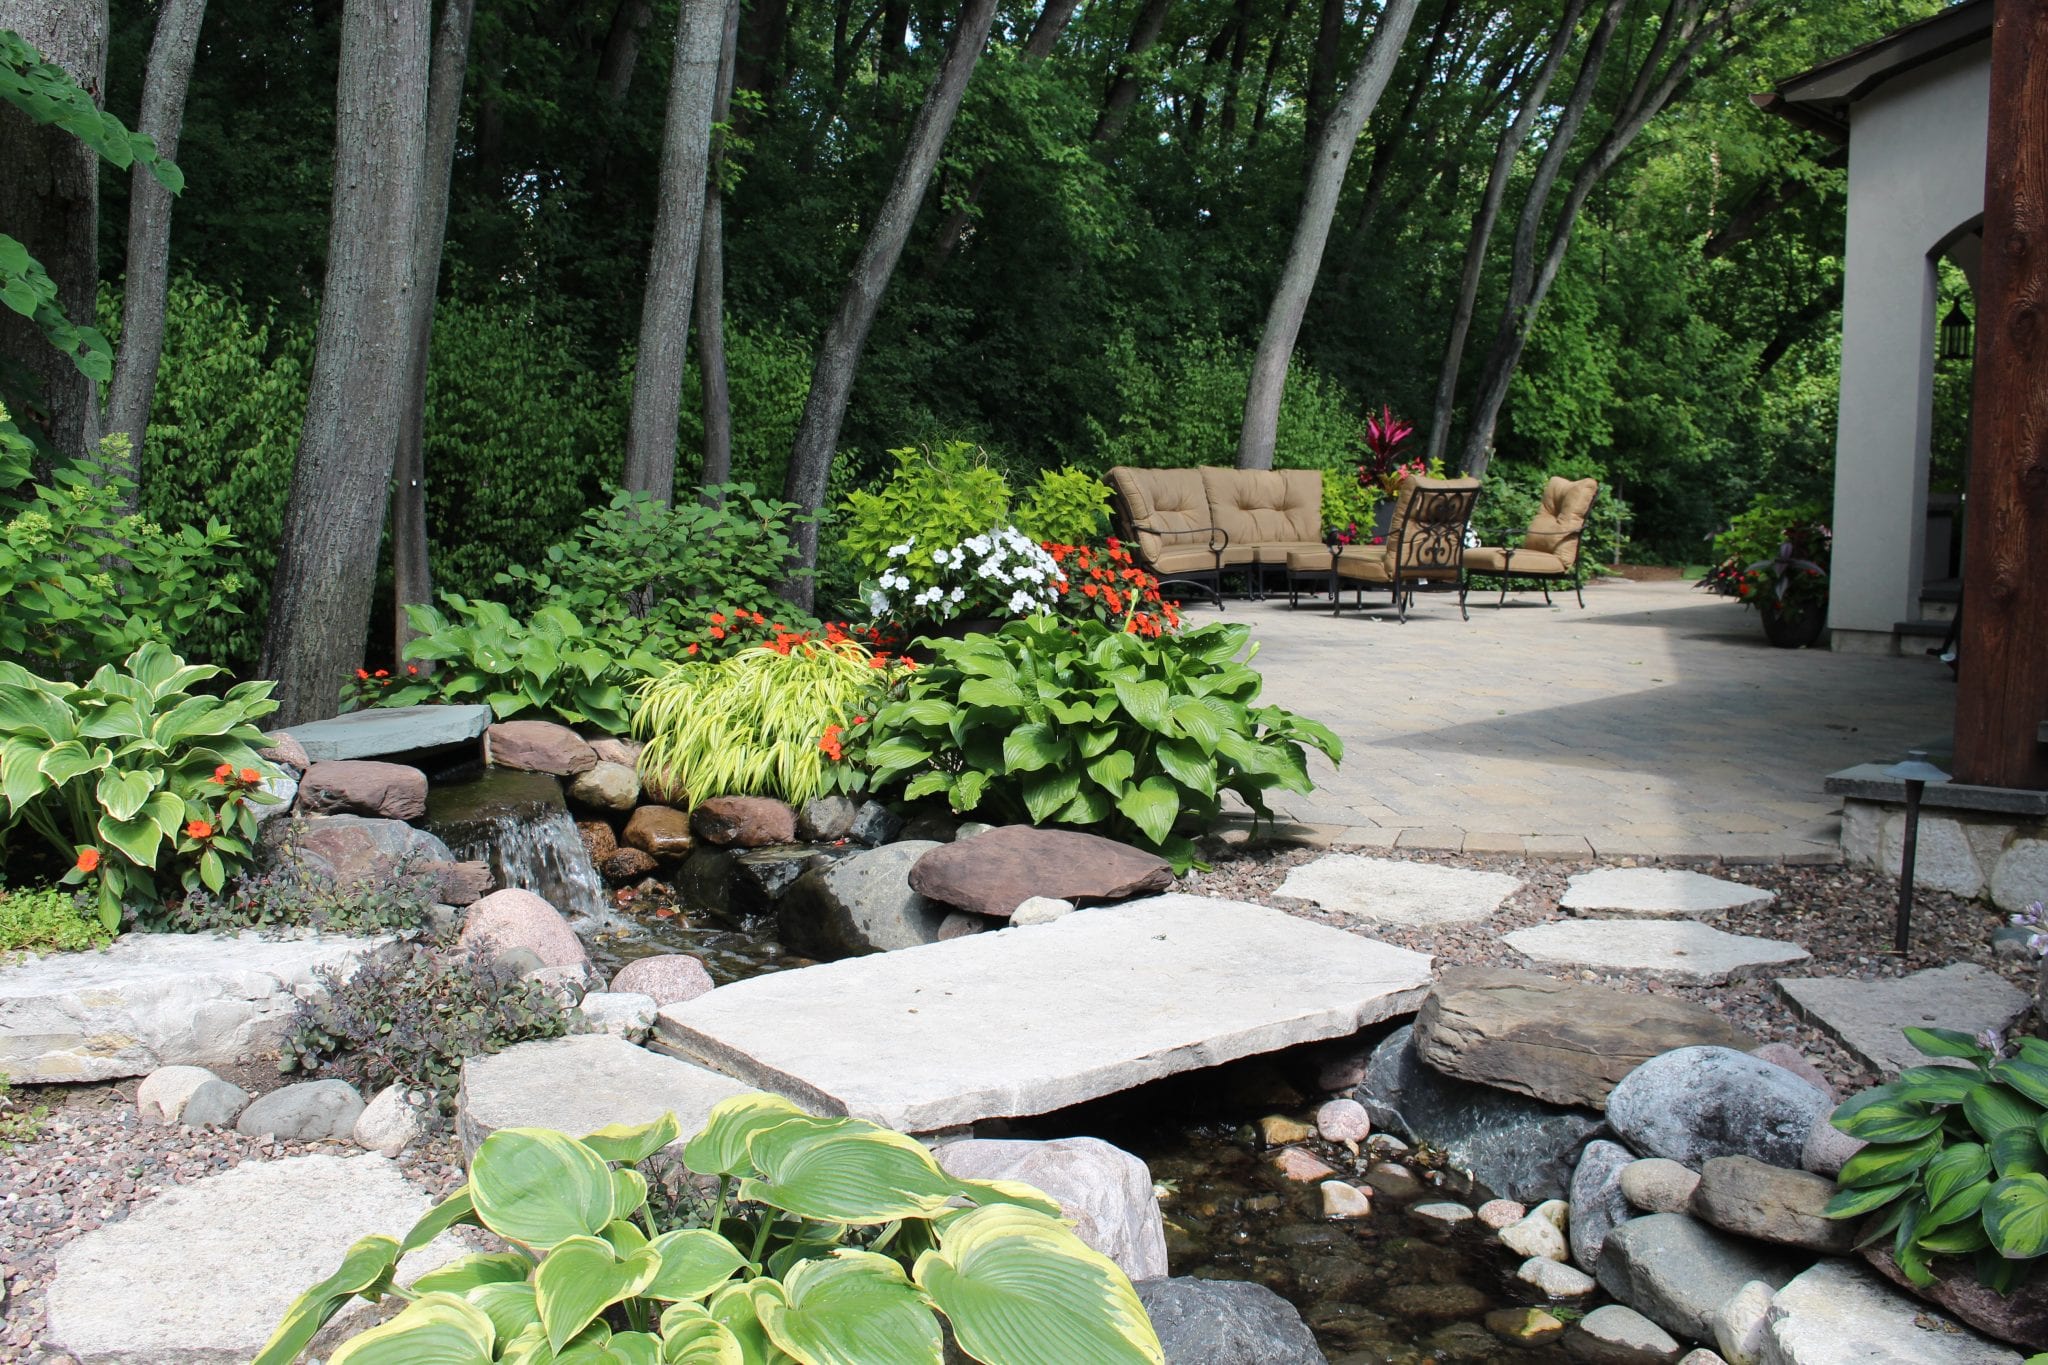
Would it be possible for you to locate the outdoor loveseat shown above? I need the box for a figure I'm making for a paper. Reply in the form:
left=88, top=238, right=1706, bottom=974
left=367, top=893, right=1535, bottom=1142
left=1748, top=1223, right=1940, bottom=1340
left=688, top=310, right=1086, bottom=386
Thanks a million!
left=1105, top=466, right=1327, bottom=606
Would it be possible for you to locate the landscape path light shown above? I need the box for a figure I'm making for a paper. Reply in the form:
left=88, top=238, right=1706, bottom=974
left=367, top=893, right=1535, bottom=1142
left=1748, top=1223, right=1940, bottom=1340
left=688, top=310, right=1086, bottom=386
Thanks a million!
left=1883, top=749, right=1951, bottom=953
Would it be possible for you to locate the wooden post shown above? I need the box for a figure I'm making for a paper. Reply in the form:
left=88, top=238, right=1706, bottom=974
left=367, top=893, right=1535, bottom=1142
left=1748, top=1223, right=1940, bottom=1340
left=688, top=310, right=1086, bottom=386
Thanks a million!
left=1955, top=0, right=2048, bottom=790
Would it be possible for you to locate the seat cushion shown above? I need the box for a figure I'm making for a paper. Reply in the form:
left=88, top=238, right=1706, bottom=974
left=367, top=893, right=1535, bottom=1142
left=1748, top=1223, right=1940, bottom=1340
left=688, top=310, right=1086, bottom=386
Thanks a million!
left=1201, top=468, right=1324, bottom=551
left=1524, top=477, right=1599, bottom=564
left=1331, top=547, right=1395, bottom=584
left=1108, top=467, right=1215, bottom=567
left=1464, top=548, right=1569, bottom=575
left=1225, top=539, right=1332, bottom=567
left=1145, top=545, right=1222, bottom=577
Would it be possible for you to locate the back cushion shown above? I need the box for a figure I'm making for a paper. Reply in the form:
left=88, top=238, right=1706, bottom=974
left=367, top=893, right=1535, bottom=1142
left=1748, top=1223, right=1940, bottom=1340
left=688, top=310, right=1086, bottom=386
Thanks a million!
left=1200, top=468, right=1323, bottom=547
left=1525, top=477, right=1599, bottom=563
left=1108, top=466, right=1213, bottom=564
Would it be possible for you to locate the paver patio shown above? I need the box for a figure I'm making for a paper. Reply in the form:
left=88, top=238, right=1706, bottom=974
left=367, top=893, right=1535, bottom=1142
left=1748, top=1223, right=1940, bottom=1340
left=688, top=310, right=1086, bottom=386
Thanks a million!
left=1230, top=578, right=1955, bottom=861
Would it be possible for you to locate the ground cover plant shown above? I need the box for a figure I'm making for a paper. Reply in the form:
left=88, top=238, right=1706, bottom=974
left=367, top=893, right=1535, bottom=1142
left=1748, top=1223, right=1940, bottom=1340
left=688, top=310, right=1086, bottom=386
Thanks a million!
left=0, top=884, right=111, bottom=956
left=149, top=836, right=442, bottom=937
left=257, top=1096, right=1163, bottom=1364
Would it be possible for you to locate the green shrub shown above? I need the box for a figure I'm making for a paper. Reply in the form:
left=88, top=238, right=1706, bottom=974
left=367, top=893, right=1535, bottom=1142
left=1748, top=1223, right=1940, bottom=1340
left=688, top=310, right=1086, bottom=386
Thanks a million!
left=0, top=883, right=111, bottom=955
left=854, top=617, right=1341, bottom=870
left=256, top=1096, right=1164, bottom=1365
left=279, top=940, right=569, bottom=1114
left=840, top=442, right=1013, bottom=586
left=1823, top=1027, right=2048, bottom=1290
left=1013, top=467, right=1111, bottom=546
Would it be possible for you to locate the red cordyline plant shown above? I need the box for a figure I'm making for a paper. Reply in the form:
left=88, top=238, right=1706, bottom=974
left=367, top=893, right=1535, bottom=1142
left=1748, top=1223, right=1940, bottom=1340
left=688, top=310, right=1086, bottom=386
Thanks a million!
left=1356, top=406, right=1420, bottom=495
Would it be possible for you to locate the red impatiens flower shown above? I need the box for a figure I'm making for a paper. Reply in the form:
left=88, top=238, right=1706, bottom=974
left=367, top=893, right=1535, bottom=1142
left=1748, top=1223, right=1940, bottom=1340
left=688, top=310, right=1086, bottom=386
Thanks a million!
left=686, top=642, right=700, bottom=655
left=239, top=767, right=261, bottom=784
left=186, top=819, right=214, bottom=840
left=709, top=626, right=726, bottom=640
left=818, top=724, right=845, bottom=762
left=212, top=762, right=233, bottom=784
left=710, top=611, right=728, bottom=625
left=75, top=847, right=100, bottom=873
left=355, top=668, right=370, bottom=680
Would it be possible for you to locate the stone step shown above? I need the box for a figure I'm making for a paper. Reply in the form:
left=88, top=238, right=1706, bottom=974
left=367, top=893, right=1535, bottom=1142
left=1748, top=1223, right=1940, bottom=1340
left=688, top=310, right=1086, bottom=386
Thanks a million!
left=1501, top=919, right=1809, bottom=985
left=1559, top=867, right=1774, bottom=919
left=653, top=894, right=1434, bottom=1133
left=282, top=702, right=492, bottom=763
left=1775, top=963, right=2031, bottom=1078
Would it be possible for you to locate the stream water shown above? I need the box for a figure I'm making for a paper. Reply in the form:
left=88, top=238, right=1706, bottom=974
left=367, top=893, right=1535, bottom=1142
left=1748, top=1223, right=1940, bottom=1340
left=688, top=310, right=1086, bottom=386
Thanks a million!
left=424, top=767, right=613, bottom=926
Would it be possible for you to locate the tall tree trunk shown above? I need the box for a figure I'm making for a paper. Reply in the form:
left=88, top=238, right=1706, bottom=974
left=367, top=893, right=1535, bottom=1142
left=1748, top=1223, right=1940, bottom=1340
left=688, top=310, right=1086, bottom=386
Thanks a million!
left=1246, top=0, right=1300, bottom=148
left=1302, top=0, right=1345, bottom=148
left=102, top=0, right=204, bottom=497
left=780, top=0, right=1001, bottom=608
left=696, top=0, right=741, bottom=494
left=260, top=0, right=430, bottom=727
left=1234, top=0, right=1421, bottom=470
left=0, top=0, right=108, bottom=463
left=598, top=0, right=655, bottom=104
left=391, top=0, right=474, bottom=661
left=620, top=0, right=727, bottom=506
left=1421, top=0, right=1588, bottom=467
left=1218, top=0, right=1252, bottom=141
left=734, top=0, right=791, bottom=108
left=1346, top=0, right=1458, bottom=237
left=1091, top=0, right=1174, bottom=142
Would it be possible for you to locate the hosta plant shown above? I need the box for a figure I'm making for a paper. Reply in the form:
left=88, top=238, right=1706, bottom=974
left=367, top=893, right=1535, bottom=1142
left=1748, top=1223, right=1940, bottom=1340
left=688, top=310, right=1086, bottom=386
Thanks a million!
left=0, top=643, right=283, bottom=928
left=1823, top=1026, right=2048, bottom=1290
left=851, top=617, right=1341, bottom=871
left=256, top=1094, right=1164, bottom=1364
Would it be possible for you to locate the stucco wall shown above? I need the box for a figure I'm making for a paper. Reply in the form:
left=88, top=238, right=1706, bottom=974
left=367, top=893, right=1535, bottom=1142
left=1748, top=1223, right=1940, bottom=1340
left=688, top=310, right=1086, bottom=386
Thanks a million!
left=1830, top=46, right=1988, bottom=643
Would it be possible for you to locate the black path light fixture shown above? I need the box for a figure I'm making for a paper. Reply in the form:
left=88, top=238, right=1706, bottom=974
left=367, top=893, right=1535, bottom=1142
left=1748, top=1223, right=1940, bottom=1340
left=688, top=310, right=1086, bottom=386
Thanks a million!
left=1941, top=298, right=1975, bottom=363
left=1885, top=749, right=1952, bottom=953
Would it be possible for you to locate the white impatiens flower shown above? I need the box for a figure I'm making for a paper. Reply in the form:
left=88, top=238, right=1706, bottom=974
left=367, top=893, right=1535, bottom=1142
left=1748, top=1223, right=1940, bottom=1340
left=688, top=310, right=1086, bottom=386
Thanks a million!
left=950, top=586, right=966, bottom=602
left=1008, top=590, right=1037, bottom=614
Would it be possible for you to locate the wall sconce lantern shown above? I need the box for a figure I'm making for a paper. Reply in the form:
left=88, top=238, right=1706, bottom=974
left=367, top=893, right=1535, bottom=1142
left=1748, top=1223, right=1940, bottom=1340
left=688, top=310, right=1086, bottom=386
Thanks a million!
left=1940, top=300, right=1975, bottom=363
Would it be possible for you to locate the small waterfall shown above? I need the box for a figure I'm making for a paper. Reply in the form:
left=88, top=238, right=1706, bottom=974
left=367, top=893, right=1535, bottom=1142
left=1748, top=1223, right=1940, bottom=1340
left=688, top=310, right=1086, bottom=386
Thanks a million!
left=425, top=768, right=612, bottom=926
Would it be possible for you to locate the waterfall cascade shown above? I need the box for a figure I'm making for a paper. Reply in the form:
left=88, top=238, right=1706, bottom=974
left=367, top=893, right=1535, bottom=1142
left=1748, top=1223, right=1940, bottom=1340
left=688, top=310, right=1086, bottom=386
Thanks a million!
left=425, top=768, right=611, bottom=925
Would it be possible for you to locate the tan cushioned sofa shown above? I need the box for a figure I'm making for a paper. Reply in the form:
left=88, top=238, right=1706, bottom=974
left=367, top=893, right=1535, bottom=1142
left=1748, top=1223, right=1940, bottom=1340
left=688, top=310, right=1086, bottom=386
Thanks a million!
left=1106, top=465, right=1327, bottom=603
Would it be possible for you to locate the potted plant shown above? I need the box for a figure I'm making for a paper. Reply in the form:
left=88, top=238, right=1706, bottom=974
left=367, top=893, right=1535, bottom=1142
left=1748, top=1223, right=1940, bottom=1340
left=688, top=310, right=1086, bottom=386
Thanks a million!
left=1698, top=501, right=1832, bottom=648
left=1355, top=407, right=1419, bottom=538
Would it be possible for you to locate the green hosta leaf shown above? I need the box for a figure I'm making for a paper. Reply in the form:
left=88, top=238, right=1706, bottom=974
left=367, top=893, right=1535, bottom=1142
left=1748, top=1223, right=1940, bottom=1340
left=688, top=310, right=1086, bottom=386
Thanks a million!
left=951, top=1178, right=1062, bottom=1219
left=1086, top=749, right=1135, bottom=793
left=253, top=1236, right=403, bottom=1365
left=1169, top=700, right=1222, bottom=752
left=1, top=733, right=51, bottom=812
left=581, top=1114, right=683, bottom=1165
left=951, top=768, right=990, bottom=812
left=707, top=1282, right=797, bottom=1364
left=864, top=737, right=934, bottom=778
left=1838, top=1132, right=1943, bottom=1190
left=404, top=1187, right=479, bottom=1253
left=472, top=1130, right=619, bottom=1251
left=960, top=678, right=1028, bottom=709
left=1994, top=1061, right=2048, bottom=1109
left=642, top=1230, right=748, bottom=1302
left=1002, top=724, right=1064, bottom=774
left=1057, top=786, right=1115, bottom=824
left=1152, top=738, right=1216, bottom=799
left=535, top=1236, right=661, bottom=1350
left=1832, top=1089, right=1945, bottom=1144
left=411, top=1252, right=535, bottom=1296
left=560, top=1329, right=664, bottom=1365
left=612, top=1169, right=650, bottom=1221
left=682, top=1093, right=811, bottom=1178
left=38, top=739, right=107, bottom=785
left=757, top=1252, right=942, bottom=1365
left=1965, top=1083, right=2045, bottom=1140
left=914, top=1204, right=1163, bottom=1365
left=468, top=1282, right=542, bottom=1342
left=1992, top=1126, right=2048, bottom=1179
left=1914, top=1219, right=1991, bottom=1256
left=1983, top=1173, right=2048, bottom=1259
left=1115, top=776, right=1180, bottom=847
left=656, top=1304, right=746, bottom=1364
left=1044, top=698, right=1096, bottom=726
left=1075, top=727, right=1118, bottom=759
left=1905, top=1027, right=1991, bottom=1062
left=893, top=699, right=959, bottom=727
left=2018, top=1038, right=2048, bottom=1067
left=95, top=765, right=157, bottom=821
left=903, top=771, right=954, bottom=801
left=1022, top=768, right=1082, bottom=824
left=1921, top=1176, right=1994, bottom=1232
left=0, top=683, right=78, bottom=741
left=328, top=1291, right=497, bottom=1365
left=1921, top=1142, right=1992, bottom=1211
left=739, top=1118, right=960, bottom=1224
left=1823, top=1179, right=1914, bottom=1220
left=97, top=810, right=164, bottom=868
left=604, top=1219, right=651, bottom=1257
left=1892, top=1065, right=1984, bottom=1107
left=1111, top=678, right=1170, bottom=732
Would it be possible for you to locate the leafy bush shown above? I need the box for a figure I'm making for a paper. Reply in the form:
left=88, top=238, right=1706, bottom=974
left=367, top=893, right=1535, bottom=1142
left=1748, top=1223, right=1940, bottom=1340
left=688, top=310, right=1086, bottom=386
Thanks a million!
left=279, top=941, right=569, bottom=1113
left=0, top=883, right=111, bottom=955
left=840, top=442, right=1012, bottom=586
left=147, top=836, right=441, bottom=937
left=853, top=618, right=1341, bottom=870
left=256, top=1096, right=1163, bottom=1365
left=865, top=526, right=1064, bottom=629
left=1698, top=491, right=1829, bottom=615
left=1013, top=467, right=1111, bottom=546
left=0, top=644, right=284, bottom=928
left=1823, top=1026, right=2048, bottom=1289
left=636, top=637, right=907, bottom=806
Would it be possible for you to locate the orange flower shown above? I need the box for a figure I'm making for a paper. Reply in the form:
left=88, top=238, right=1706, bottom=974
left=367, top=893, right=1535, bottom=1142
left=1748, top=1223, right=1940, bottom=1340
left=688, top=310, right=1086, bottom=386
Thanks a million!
left=710, top=611, right=728, bottom=625
left=374, top=669, right=389, bottom=679
left=355, top=668, right=370, bottom=680
left=709, top=626, right=726, bottom=640
left=819, top=724, right=845, bottom=762
left=406, top=664, right=420, bottom=675
left=239, top=767, right=261, bottom=784
left=186, top=819, right=214, bottom=840
left=686, top=642, right=700, bottom=656
left=75, top=846, right=101, bottom=873
left=212, top=762, right=233, bottom=784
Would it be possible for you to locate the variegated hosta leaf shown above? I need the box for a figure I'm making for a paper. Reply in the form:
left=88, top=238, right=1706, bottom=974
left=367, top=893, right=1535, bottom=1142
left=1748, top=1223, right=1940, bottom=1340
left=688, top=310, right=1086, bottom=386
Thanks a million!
left=328, top=1290, right=496, bottom=1365
left=708, top=1282, right=799, bottom=1364
left=582, top=1113, right=683, bottom=1164
left=657, top=1304, right=747, bottom=1365
left=682, top=1094, right=812, bottom=1178
left=411, top=1251, right=535, bottom=1296
left=535, top=1236, right=662, bottom=1350
left=467, top=1281, right=542, bottom=1342
left=642, top=1228, right=749, bottom=1302
left=756, top=1251, right=942, bottom=1365
left=472, top=1129, right=619, bottom=1251
left=250, top=1234, right=402, bottom=1365
left=739, top=1119, right=960, bottom=1224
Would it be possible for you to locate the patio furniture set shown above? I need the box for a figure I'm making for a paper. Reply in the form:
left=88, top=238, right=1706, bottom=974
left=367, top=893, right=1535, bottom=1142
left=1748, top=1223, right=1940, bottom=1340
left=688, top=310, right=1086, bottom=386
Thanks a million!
left=1105, top=466, right=1602, bottom=620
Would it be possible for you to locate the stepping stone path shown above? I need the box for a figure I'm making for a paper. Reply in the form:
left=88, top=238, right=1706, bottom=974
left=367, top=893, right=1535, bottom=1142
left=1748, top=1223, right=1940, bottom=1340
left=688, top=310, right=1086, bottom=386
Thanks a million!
left=1502, top=919, right=1809, bottom=984
left=655, top=895, right=1433, bottom=1132
left=44, top=1152, right=469, bottom=1365
left=1275, top=854, right=1521, bottom=927
left=456, top=1033, right=760, bottom=1158
left=1775, top=962, right=2032, bottom=1078
left=281, top=701, right=491, bottom=761
left=1559, top=866, right=1775, bottom=918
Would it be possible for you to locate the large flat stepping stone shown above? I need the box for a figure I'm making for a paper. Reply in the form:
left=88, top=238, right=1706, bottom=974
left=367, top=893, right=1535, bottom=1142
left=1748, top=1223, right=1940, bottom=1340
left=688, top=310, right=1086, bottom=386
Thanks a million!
left=1762, top=1260, right=2023, bottom=1364
left=1413, top=966, right=1758, bottom=1110
left=1560, top=867, right=1774, bottom=918
left=1502, top=919, right=1808, bottom=984
left=283, top=702, right=491, bottom=762
left=1275, top=854, right=1521, bottom=927
left=0, top=931, right=388, bottom=1083
left=1776, top=963, right=2032, bottom=1078
left=457, top=1033, right=761, bottom=1159
left=45, top=1152, right=468, bottom=1364
left=655, top=894, right=1434, bottom=1132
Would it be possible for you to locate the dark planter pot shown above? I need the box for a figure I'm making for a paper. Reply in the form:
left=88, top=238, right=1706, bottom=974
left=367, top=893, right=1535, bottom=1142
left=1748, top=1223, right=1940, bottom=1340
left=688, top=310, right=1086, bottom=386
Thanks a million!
left=1372, top=501, right=1397, bottom=538
left=1761, top=602, right=1827, bottom=648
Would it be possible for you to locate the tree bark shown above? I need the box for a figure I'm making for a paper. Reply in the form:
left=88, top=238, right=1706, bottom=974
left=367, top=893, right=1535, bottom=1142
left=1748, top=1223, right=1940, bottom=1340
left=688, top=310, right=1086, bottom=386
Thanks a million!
left=1421, top=0, right=1587, bottom=467
left=391, top=0, right=473, bottom=661
left=696, top=0, right=741, bottom=495
left=598, top=0, right=655, bottom=104
left=1091, top=0, right=1175, bottom=143
left=102, top=0, right=204, bottom=496
left=1234, top=0, right=1421, bottom=471
left=1302, top=0, right=1346, bottom=149
left=620, top=0, right=727, bottom=506
left=260, top=0, right=430, bottom=727
left=0, top=0, right=108, bottom=464
left=780, top=0, right=1001, bottom=608
left=1246, top=0, right=1300, bottom=148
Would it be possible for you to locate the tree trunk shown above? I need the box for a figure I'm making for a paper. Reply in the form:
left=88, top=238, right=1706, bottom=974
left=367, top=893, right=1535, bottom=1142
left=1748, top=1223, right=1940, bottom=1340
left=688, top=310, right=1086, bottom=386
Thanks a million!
left=696, top=0, right=741, bottom=495
left=1218, top=0, right=1252, bottom=141
left=1420, top=0, right=1587, bottom=467
left=102, top=0, right=204, bottom=497
left=1091, top=0, right=1174, bottom=143
left=620, top=0, right=727, bottom=506
left=734, top=0, right=790, bottom=108
left=1302, top=0, right=1345, bottom=148
left=0, top=0, right=108, bottom=464
left=598, top=0, right=655, bottom=104
left=1234, top=0, right=1421, bottom=471
left=780, top=0, right=1001, bottom=609
left=1246, top=0, right=1300, bottom=148
left=391, top=0, right=473, bottom=661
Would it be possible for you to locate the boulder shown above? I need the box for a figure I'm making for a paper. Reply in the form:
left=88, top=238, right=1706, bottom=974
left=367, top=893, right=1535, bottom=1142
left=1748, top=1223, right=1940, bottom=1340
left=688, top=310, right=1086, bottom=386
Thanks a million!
left=898, top=812, right=959, bottom=843
left=589, top=737, right=642, bottom=767
left=1596, top=1213, right=1803, bottom=1343
left=456, top=1034, right=757, bottom=1160
left=797, top=795, right=859, bottom=842
left=578, top=820, right=619, bottom=862
left=625, top=804, right=697, bottom=859
left=1861, top=1247, right=2048, bottom=1353
left=1355, top=1023, right=1605, bottom=1203
left=295, top=761, right=429, bottom=822
left=734, top=847, right=818, bottom=908
left=937, top=911, right=991, bottom=940
left=235, top=1079, right=365, bottom=1140
left=486, top=719, right=597, bottom=776
left=1414, top=967, right=1758, bottom=1110
left=1621, top=1158, right=1701, bottom=1215
left=1606, top=1047, right=1832, bottom=1169
left=1501, top=1204, right=1570, bottom=1262
left=599, top=846, right=661, bottom=882
left=934, top=1136, right=1169, bottom=1282
left=907, top=825, right=1174, bottom=918
left=282, top=704, right=491, bottom=763
left=259, top=730, right=312, bottom=771
left=419, top=859, right=493, bottom=906
left=1133, top=1278, right=1324, bottom=1365
left=577, top=991, right=659, bottom=1042
left=1764, top=1260, right=2025, bottom=1364
left=251, top=773, right=298, bottom=824
left=1570, top=1139, right=1637, bottom=1272
left=1713, top=1280, right=1773, bottom=1365
left=672, top=848, right=735, bottom=917
left=692, top=796, right=798, bottom=847
left=1748, top=1043, right=1833, bottom=1100
left=1316, top=1097, right=1370, bottom=1143
left=1565, top=1305, right=1682, bottom=1364
left=136, top=1065, right=221, bottom=1125
left=567, top=760, right=640, bottom=811
left=1010, top=896, right=1074, bottom=926
left=1321, top=1181, right=1372, bottom=1219
left=1478, top=1199, right=1526, bottom=1230
left=274, top=813, right=456, bottom=883
left=458, top=888, right=590, bottom=974
left=1521, top=1256, right=1599, bottom=1299
left=352, top=1085, right=429, bottom=1155
left=777, top=841, right=948, bottom=959
left=1692, top=1155, right=1856, bottom=1253
left=1799, top=1119, right=1863, bottom=1178
left=847, top=801, right=903, bottom=847
left=610, top=954, right=715, bottom=1007
left=1272, top=1147, right=1337, bottom=1182
left=180, top=1077, right=251, bottom=1128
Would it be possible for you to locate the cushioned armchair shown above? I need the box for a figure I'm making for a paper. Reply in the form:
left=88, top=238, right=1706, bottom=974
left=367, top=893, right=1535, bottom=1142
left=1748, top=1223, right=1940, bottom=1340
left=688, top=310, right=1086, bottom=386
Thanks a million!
left=1285, top=475, right=1482, bottom=621
left=1106, top=466, right=1230, bottom=607
left=1462, top=476, right=1601, bottom=608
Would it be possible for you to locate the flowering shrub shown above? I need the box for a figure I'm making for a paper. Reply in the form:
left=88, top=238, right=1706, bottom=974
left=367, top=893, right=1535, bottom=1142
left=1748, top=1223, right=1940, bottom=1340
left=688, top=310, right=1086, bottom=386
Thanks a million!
left=867, top=526, right=1064, bottom=628
left=1698, top=495, right=1831, bottom=617
left=1044, top=540, right=1181, bottom=638
left=841, top=442, right=1013, bottom=587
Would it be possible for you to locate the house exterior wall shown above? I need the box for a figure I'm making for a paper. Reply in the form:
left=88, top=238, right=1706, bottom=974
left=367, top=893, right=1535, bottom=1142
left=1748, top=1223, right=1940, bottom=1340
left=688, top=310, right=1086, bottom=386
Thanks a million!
left=1830, top=47, right=1988, bottom=649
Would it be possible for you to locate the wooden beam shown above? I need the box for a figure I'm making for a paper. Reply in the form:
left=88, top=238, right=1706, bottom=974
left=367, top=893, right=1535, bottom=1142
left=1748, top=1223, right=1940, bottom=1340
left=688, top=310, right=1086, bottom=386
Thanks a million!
left=1955, top=0, right=2048, bottom=790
